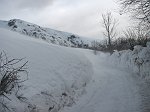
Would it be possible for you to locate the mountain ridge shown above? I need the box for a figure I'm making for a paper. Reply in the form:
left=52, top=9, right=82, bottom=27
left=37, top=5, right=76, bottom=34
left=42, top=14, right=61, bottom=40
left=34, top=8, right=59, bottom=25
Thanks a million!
left=0, top=19, right=93, bottom=48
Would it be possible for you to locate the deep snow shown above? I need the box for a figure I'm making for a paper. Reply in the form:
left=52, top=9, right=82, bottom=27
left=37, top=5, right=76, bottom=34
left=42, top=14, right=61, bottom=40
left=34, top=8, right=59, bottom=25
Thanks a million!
left=0, top=27, right=143, bottom=112
left=62, top=51, right=142, bottom=112
left=109, top=45, right=150, bottom=80
left=0, top=28, right=93, bottom=112
left=108, top=44, right=150, bottom=112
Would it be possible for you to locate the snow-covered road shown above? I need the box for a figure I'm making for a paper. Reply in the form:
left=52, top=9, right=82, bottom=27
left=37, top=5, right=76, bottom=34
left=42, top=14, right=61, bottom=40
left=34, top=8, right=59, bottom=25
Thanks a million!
left=63, top=51, right=142, bottom=112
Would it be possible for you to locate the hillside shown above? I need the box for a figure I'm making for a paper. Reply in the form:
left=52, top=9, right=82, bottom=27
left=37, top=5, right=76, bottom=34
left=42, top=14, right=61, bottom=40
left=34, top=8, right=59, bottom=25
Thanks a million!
left=0, top=19, right=92, bottom=48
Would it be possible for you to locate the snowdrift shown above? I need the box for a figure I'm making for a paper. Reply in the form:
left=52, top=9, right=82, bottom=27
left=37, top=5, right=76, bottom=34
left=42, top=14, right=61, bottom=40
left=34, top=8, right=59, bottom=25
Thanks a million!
left=109, top=43, right=150, bottom=79
left=0, top=28, right=93, bottom=112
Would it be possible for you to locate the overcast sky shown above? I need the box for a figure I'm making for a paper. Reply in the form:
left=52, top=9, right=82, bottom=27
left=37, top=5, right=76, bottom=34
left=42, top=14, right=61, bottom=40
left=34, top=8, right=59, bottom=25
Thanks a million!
left=0, top=0, right=130, bottom=39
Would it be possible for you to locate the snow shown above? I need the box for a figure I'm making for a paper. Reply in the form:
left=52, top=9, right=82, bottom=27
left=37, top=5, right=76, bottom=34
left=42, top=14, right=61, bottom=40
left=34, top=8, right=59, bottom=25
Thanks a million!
left=0, top=26, right=144, bottom=112
left=0, top=19, right=93, bottom=48
left=0, top=28, right=93, bottom=112
left=61, top=51, right=141, bottom=112
left=109, top=44, right=150, bottom=80
left=107, top=44, right=150, bottom=111
left=147, top=42, right=150, bottom=47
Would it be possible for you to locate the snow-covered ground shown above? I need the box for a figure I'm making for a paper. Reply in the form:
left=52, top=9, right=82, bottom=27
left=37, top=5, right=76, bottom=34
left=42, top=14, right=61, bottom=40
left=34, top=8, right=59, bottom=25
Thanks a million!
left=0, top=28, right=93, bottom=112
left=0, top=27, right=145, bottom=112
left=61, top=50, right=142, bottom=112
left=108, top=45, right=150, bottom=112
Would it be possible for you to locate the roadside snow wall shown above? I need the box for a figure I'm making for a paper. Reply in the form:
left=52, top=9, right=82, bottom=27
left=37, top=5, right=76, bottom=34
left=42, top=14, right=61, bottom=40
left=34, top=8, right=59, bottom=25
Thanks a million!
left=109, top=42, right=150, bottom=80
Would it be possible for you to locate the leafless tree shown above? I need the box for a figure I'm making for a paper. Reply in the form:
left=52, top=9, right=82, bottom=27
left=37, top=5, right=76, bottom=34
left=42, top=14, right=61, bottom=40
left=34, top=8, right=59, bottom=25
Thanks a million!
left=101, top=12, right=118, bottom=47
left=119, top=0, right=150, bottom=29
left=122, top=24, right=149, bottom=50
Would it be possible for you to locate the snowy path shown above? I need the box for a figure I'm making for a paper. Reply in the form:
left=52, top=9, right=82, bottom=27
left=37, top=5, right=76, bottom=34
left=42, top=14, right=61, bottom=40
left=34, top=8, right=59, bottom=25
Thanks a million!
left=0, top=27, right=143, bottom=112
left=62, top=51, right=142, bottom=112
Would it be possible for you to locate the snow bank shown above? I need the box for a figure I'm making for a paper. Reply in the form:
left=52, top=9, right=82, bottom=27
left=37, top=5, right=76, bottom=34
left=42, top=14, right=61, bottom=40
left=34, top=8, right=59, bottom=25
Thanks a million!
left=109, top=42, right=150, bottom=79
left=0, top=28, right=93, bottom=112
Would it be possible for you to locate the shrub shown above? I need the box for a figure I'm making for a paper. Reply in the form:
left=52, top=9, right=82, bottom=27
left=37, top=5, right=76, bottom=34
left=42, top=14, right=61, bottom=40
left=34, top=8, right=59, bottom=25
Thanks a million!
left=0, top=51, right=28, bottom=110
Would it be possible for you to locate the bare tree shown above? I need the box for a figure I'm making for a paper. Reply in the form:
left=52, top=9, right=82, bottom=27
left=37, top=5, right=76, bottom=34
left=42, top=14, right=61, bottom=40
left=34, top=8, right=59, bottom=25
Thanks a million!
left=119, top=0, right=150, bottom=29
left=123, top=24, right=149, bottom=49
left=101, top=12, right=118, bottom=47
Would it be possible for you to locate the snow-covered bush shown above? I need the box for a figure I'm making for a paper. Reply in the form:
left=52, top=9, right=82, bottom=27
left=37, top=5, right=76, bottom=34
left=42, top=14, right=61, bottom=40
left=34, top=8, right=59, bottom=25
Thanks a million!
left=109, top=42, right=150, bottom=79
left=0, top=52, right=28, bottom=111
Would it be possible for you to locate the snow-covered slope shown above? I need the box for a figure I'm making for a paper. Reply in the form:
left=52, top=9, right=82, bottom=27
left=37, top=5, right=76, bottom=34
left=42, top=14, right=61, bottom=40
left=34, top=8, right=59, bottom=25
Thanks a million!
left=0, top=28, right=93, bottom=112
left=0, top=19, right=92, bottom=48
left=0, top=26, right=144, bottom=112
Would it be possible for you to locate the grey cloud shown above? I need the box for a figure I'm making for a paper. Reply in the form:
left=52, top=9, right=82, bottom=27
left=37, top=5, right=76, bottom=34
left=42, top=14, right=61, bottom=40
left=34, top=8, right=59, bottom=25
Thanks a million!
left=0, top=0, right=54, bottom=20
left=0, top=0, right=130, bottom=39
left=0, top=0, right=54, bottom=12
left=18, top=0, right=54, bottom=10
